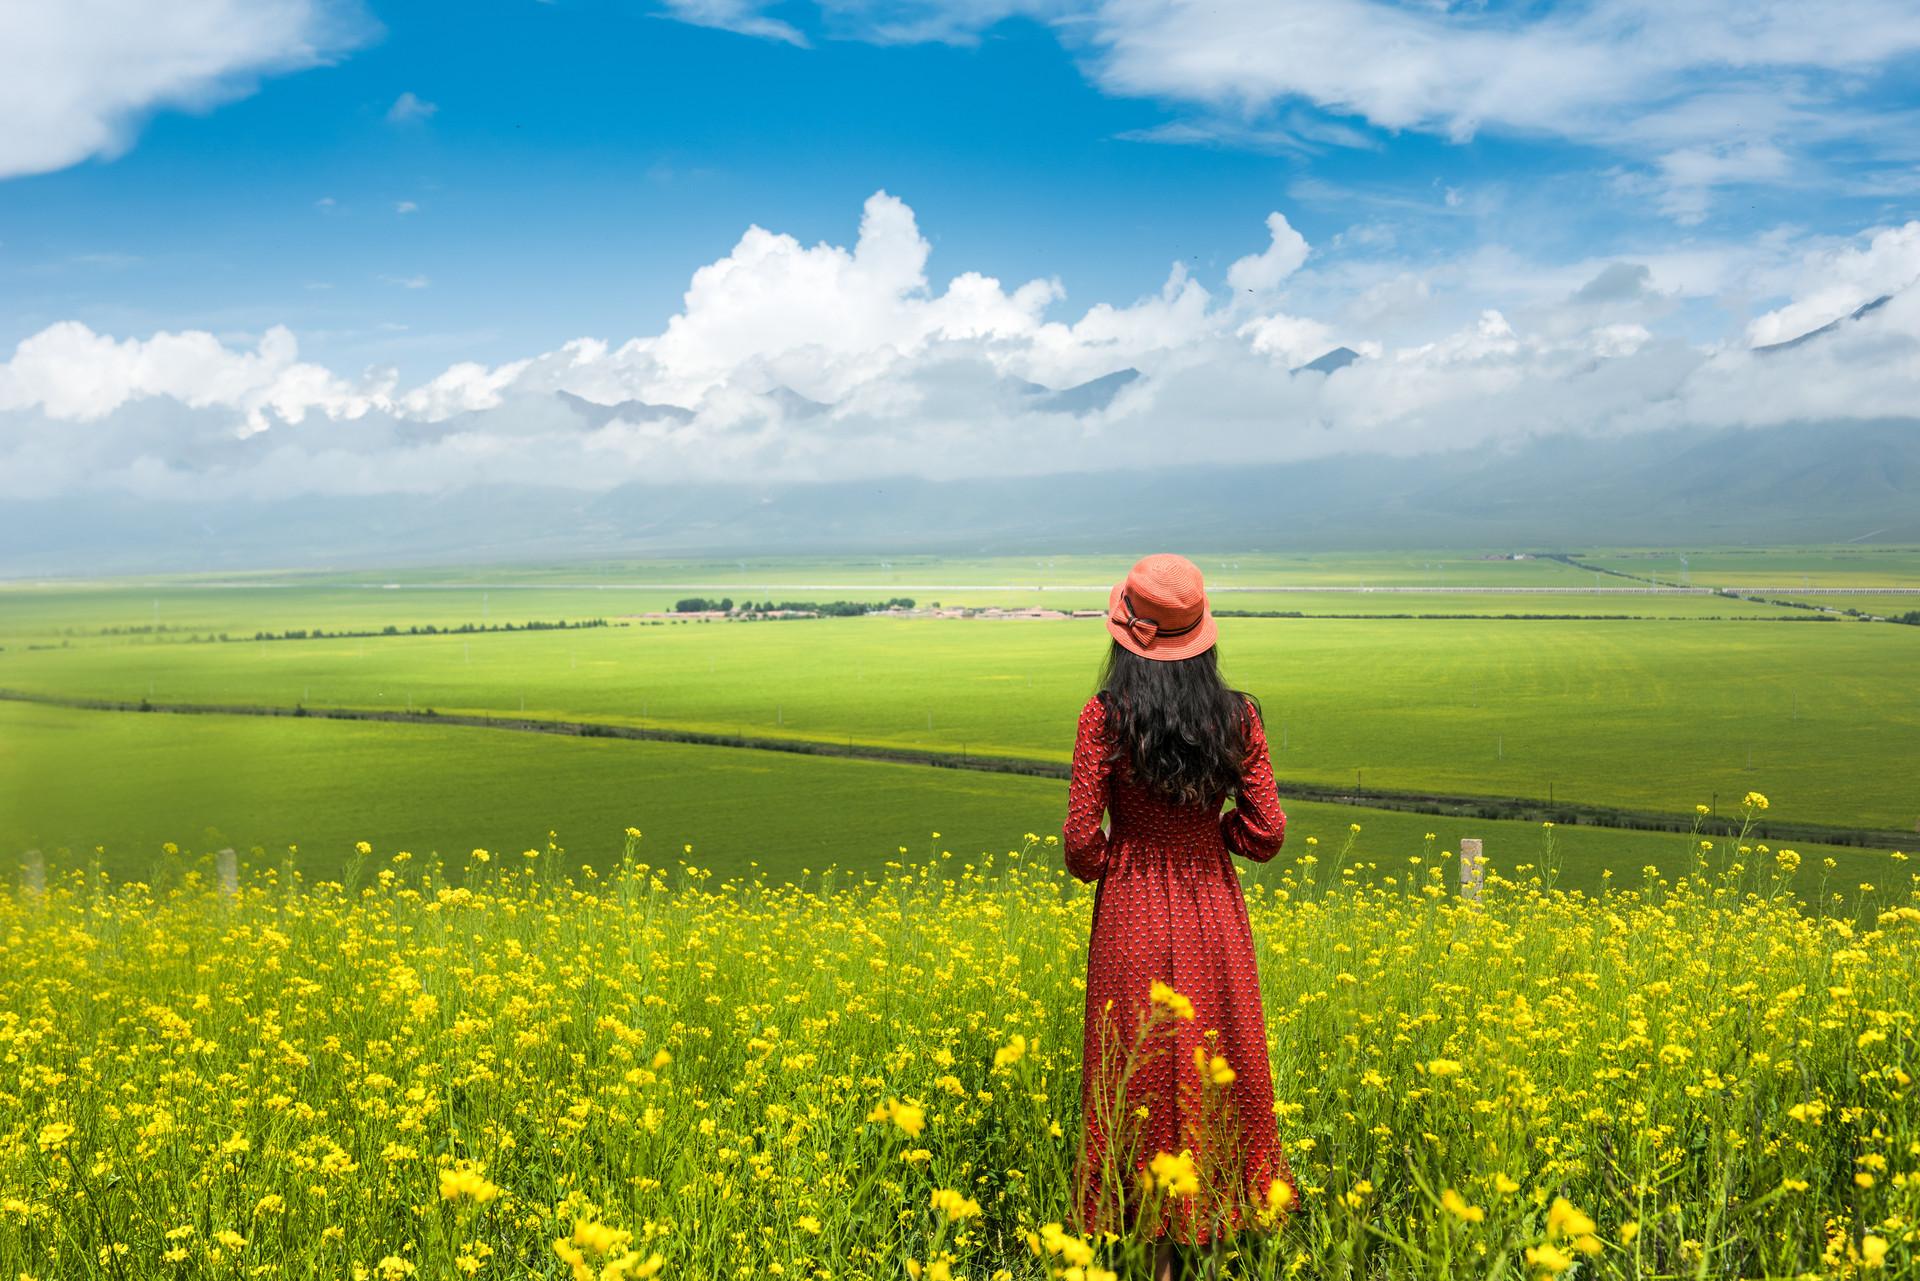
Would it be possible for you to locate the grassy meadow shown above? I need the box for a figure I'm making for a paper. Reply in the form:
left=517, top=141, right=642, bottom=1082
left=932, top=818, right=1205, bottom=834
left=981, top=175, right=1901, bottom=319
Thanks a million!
left=5, top=609, right=1917, bottom=831
left=1579, top=548, right=1920, bottom=590
left=5, top=699, right=1905, bottom=900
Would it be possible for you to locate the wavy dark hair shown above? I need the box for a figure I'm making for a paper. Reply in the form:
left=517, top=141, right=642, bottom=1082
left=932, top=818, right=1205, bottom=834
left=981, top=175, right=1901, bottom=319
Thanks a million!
left=1096, top=639, right=1261, bottom=808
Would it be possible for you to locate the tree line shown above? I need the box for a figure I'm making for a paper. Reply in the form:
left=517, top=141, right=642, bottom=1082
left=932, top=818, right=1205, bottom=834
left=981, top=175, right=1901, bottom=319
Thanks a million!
left=673, top=598, right=915, bottom=616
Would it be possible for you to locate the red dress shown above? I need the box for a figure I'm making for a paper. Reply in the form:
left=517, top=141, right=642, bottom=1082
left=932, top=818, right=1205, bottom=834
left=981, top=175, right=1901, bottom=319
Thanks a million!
left=1063, top=693, right=1296, bottom=1244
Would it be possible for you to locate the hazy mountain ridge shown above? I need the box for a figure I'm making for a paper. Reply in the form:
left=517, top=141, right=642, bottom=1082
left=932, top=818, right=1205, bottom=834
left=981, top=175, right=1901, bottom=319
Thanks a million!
left=1293, top=347, right=1363, bottom=375
left=6, top=417, right=1916, bottom=577
left=1753, top=295, right=1895, bottom=354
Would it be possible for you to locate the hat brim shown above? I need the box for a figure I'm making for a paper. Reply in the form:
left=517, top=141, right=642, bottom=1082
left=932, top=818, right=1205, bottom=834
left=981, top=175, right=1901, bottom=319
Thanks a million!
left=1105, top=581, right=1217, bottom=661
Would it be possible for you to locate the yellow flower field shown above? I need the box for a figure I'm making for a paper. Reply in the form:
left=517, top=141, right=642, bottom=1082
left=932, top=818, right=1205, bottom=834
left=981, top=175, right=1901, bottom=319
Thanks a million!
left=2, top=815, right=1917, bottom=1279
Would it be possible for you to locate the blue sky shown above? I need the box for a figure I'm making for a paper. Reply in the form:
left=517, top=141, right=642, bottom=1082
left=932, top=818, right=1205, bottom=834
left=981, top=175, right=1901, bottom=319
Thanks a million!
left=3, top=0, right=1920, bottom=499
left=7, top=0, right=1917, bottom=377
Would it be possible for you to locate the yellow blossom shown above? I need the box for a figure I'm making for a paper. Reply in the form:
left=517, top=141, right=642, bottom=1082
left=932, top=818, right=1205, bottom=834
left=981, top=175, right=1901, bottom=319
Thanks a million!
left=867, top=1097, right=926, bottom=1137
left=1149, top=981, right=1195, bottom=1021
left=1148, top=1150, right=1200, bottom=1198
left=1440, top=1189, right=1484, bottom=1223
left=438, top=1165, right=500, bottom=1204
left=930, top=1188, right=982, bottom=1220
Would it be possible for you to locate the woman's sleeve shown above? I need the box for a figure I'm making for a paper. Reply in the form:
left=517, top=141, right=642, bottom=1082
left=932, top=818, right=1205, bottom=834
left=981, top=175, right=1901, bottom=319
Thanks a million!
left=1220, top=697, right=1286, bottom=862
left=1062, top=697, right=1113, bottom=883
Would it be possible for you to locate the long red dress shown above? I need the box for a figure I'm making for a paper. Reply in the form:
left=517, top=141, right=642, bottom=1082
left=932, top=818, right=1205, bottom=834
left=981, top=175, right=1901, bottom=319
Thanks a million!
left=1063, top=692, right=1296, bottom=1244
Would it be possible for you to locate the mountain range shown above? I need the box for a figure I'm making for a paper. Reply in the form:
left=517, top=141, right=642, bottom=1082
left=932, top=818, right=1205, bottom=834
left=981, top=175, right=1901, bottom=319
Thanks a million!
left=8, top=298, right=1917, bottom=577
left=6, top=414, right=1914, bottom=576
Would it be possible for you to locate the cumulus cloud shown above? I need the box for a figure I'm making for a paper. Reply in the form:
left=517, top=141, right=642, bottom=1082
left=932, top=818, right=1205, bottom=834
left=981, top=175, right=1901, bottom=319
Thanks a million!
left=1227, top=213, right=1311, bottom=296
left=0, top=321, right=379, bottom=430
left=0, top=0, right=372, bottom=180
left=1, top=196, right=1916, bottom=501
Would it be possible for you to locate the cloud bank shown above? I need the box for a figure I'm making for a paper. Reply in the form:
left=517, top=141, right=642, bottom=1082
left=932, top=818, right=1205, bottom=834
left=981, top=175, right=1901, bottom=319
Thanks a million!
left=3, top=193, right=1918, bottom=501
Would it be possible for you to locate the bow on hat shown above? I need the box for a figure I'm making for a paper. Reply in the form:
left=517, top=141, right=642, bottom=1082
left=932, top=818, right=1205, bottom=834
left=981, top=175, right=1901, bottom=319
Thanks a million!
left=1111, top=591, right=1162, bottom=645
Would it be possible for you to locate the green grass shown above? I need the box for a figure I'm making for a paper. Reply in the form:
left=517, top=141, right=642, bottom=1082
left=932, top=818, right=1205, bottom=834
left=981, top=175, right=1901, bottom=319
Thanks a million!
left=5, top=612, right=1916, bottom=829
left=1740, top=594, right=1920, bottom=618
left=3, top=701, right=1903, bottom=901
left=0, top=699, right=1059, bottom=882
left=300, top=550, right=1611, bottom=589
left=5, top=554, right=1800, bottom=648
left=1582, top=546, right=1920, bottom=588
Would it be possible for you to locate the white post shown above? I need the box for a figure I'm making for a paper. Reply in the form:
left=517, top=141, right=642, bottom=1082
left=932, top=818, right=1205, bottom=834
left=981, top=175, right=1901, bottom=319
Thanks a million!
left=217, top=847, right=238, bottom=900
left=22, top=849, right=45, bottom=899
left=1459, top=838, right=1485, bottom=902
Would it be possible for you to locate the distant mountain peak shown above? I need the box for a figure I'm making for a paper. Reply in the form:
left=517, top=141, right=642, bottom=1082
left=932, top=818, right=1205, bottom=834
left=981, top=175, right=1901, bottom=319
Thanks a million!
left=1753, top=293, right=1894, bottom=355
left=555, top=389, right=694, bottom=425
left=1017, top=368, right=1140, bottom=414
left=1293, top=346, right=1361, bottom=375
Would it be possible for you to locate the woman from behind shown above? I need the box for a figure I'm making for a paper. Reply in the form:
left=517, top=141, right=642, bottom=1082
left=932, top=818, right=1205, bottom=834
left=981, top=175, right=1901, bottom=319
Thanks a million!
left=1063, top=553, right=1297, bottom=1280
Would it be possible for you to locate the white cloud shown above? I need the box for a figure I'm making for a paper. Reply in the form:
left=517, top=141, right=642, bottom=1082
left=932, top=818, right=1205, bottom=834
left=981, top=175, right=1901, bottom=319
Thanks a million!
left=656, top=0, right=810, bottom=45
left=2, top=194, right=1916, bottom=500
left=385, top=91, right=436, bottom=124
left=654, top=0, right=1920, bottom=220
left=634, top=190, right=1062, bottom=403
left=396, top=359, right=532, bottom=419
left=0, top=321, right=377, bottom=430
left=1746, top=222, right=1920, bottom=347
left=380, top=274, right=430, bottom=289
left=395, top=200, right=419, bottom=215
left=0, top=0, right=371, bottom=180
left=1227, top=212, right=1310, bottom=296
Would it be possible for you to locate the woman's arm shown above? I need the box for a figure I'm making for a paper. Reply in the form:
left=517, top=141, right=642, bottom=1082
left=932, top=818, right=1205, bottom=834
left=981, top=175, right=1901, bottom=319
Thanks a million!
left=1220, top=696, right=1286, bottom=861
left=1062, top=696, right=1113, bottom=882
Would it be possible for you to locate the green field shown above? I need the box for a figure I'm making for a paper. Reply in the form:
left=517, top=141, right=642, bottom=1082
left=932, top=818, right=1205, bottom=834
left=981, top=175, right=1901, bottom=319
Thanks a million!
left=1582, top=546, right=1920, bottom=588
left=0, top=559, right=1810, bottom=651
left=0, top=583, right=1803, bottom=649
left=4, top=700, right=1902, bottom=903
left=1740, top=593, right=1920, bottom=619
left=4, top=611, right=1916, bottom=829
left=5, top=549, right=1917, bottom=901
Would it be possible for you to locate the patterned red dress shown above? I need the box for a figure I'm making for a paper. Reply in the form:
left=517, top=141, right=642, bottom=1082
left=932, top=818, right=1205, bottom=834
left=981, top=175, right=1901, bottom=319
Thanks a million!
left=1063, top=693, right=1296, bottom=1244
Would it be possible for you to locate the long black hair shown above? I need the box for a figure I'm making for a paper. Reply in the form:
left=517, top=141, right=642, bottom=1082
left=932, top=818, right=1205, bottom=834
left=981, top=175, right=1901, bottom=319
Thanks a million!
left=1096, top=639, right=1261, bottom=808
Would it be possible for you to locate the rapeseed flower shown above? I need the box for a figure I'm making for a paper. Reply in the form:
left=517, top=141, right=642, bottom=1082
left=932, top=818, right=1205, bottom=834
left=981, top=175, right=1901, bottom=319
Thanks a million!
left=867, top=1097, right=926, bottom=1137
left=1440, top=1189, right=1484, bottom=1223
left=1148, top=1150, right=1199, bottom=1197
left=1148, top=981, right=1194, bottom=1021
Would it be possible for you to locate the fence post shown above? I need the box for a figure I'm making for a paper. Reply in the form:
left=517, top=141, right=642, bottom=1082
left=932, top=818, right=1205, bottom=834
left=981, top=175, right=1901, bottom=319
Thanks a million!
left=1459, top=838, right=1485, bottom=902
left=21, top=849, right=45, bottom=899
left=217, top=847, right=238, bottom=901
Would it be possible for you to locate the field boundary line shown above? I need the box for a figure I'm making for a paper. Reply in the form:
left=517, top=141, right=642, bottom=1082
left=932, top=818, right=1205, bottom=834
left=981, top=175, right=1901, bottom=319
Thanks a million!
left=2, top=687, right=1908, bottom=850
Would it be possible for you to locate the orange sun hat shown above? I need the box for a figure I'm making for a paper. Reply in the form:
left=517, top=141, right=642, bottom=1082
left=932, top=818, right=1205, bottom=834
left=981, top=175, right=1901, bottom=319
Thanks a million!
left=1105, top=553, right=1217, bottom=661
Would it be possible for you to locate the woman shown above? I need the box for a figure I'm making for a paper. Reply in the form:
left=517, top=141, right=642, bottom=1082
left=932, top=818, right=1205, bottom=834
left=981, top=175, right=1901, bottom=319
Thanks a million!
left=1064, top=553, right=1296, bottom=1278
